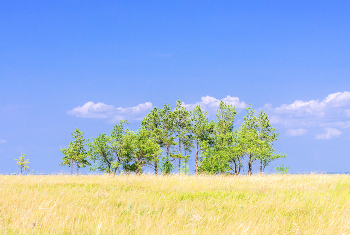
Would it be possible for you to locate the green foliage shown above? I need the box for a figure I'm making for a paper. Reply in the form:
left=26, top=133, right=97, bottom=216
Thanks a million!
left=160, top=155, right=174, bottom=174
left=199, top=104, right=285, bottom=175
left=159, top=103, right=176, bottom=174
left=199, top=140, right=230, bottom=174
left=199, top=101, right=237, bottom=174
left=15, top=154, right=31, bottom=175
left=141, top=107, right=163, bottom=174
left=109, top=120, right=132, bottom=174
left=215, top=100, right=237, bottom=135
left=191, top=105, right=213, bottom=174
left=88, top=133, right=114, bottom=174
left=274, top=164, right=290, bottom=174
left=131, top=129, right=162, bottom=174
left=173, top=100, right=193, bottom=173
left=65, top=100, right=286, bottom=176
left=60, top=128, right=89, bottom=175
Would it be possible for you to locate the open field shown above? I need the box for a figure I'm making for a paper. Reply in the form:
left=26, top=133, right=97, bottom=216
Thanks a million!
left=1, top=174, right=350, bottom=234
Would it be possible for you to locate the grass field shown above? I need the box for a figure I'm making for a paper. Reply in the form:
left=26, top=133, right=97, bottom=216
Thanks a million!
left=1, top=174, right=350, bottom=234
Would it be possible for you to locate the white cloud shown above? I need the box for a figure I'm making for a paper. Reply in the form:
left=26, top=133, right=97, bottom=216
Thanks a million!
left=265, top=91, right=350, bottom=128
left=68, top=101, right=153, bottom=122
left=183, top=95, right=248, bottom=112
left=274, top=91, right=350, bottom=117
left=286, top=129, right=308, bottom=137
left=316, top=128, right=342, bottom=140
left=0, top=139, right=7, bottom=144
left=67, top=102, right=115, bottom=119
left=275, top=99, right=325, bottom=117
left=67, top=96, right=248, bottom=122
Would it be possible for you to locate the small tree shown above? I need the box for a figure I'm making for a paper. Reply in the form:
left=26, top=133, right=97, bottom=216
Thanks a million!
left=60, top=142, right=75, bottom=174
left=173, top=100, right=192, bottom=173
left=255, top=110, right=286, bottom=173
left=60, top=128, right=89, bottom=175
left=274, top=164, right=290, bottom=174
left=141, top=107, right=163, bottom=175
left=232, top=105, right=259, bottom=175
left=88, top=133, right=114, bottom=174
left=110, top=120, right=130, bottom=175
left=159, top=103, right=176, bottom=174
left=191, top=104, right=213, bottom=174
left=15, top=154, right=30, bottom=175
left=132, top=129, right=162, bottom=174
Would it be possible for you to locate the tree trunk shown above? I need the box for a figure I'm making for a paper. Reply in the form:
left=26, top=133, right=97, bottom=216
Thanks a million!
left=195, top=139, right=199, bottom=175
left=20, top=167, right=22, bottom=175
left=260, top=160, right=263, bottom=174
left=113, top=167, right=117, bottom=176
left=76, top=162, right=79, bottom=175
left=138, top=154, right=142, bottom=175
left=178, top=138, right=181, bottom=173
left=238, top=158, right=242, bottom=175
left=71, top=159, right=73, bottom=175
left=248, top=154, right=253, bottom=175
left=234, top=160, right=238, bottom=175
left=154, top=159, right=158, bottom=175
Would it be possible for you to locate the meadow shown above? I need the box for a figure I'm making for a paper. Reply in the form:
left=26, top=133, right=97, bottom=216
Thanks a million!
left=1, top=174, right=350, bottom=234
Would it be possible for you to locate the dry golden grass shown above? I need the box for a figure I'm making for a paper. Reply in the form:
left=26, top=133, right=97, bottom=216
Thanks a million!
left=0, top=174, right=350, bottom=234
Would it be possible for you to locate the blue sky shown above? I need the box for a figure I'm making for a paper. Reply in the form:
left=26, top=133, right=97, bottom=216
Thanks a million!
left=1, top=1, right=350, bottom=174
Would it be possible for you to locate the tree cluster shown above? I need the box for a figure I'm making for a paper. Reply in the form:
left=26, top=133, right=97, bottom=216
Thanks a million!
left=60, top=100, right=286, bottom=175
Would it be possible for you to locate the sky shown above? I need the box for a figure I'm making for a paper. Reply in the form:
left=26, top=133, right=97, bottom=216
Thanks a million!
left=1, top=1, right=350, bottom=174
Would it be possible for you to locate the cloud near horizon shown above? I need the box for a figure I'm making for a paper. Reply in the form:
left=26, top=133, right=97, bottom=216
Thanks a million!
left=265, top=91, right=350, bottom=132
left=274, top=91, right=350, bottom=116
left=67, top=101, right=153, bottom=122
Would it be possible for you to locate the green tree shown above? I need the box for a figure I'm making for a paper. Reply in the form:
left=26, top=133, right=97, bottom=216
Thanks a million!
left=173, top=100, right=192, bottom=173
left=181, top=132, right=194, bottom=174
left=60, top=128, right=89, bottom=175
left=109, top=120, right=130, bottom=175
left=215, top=100, right=237, bottom=135
left=199, top=101, right=237, bottom=174
left=199, top=139, right=230, bottom=174
left=256, top=110, right=286, bottom=173
left=60, top=142, right=75, bottom=175
left=159, top=104, right=176, bottom=174
left=88, top=133, right=114, bottom=174
left=118, top=130, right=139, bottom=173
left=141, top=107, right=163, bottom=175
left=229, top=129, right=245, bottom=175
left=15, top=154, right=30, bottom=175
left=191, top=104, right=212, bottom=174
left=240, top=106, right=259, bottom=175
left=132, top=129, right=162, bottom=174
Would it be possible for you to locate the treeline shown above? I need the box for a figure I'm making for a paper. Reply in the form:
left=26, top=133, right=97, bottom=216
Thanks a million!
left=60, top=100, right=286, bottom=175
